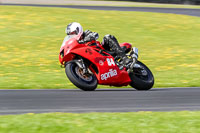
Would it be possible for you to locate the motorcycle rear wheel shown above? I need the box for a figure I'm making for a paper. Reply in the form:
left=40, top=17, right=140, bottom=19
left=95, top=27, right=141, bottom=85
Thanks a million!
left=129, top=61, right=154, bottom=90
left=65, top=62, right=97, bottom=91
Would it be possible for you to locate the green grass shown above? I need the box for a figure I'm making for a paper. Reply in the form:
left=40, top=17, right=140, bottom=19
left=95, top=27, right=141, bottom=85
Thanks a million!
left=0, top=111, right=200, bottom=133
left=0, top=5, right=200, bottom=89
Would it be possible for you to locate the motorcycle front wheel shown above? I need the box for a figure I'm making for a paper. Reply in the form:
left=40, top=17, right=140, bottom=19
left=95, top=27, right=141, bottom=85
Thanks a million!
left=65, top=62, right=97, bottom=91
left=129, top=61, right=154, bottom=90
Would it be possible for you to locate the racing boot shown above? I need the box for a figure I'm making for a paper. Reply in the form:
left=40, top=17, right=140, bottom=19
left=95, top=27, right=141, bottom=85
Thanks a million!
left=102, top=35, right=135, bottom=70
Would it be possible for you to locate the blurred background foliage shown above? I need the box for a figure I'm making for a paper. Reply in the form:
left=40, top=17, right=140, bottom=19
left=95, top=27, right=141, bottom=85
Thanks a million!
left=100, top=0, right=200, bottom=5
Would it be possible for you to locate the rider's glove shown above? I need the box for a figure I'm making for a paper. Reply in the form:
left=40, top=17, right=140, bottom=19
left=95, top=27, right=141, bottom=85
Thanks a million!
left=84, top=32, right=99, bottom=42
left=84, top=30, right=93, bottom=37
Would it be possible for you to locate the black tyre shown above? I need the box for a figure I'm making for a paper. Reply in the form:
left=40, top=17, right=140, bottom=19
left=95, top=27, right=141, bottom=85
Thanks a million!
left=65, top=62, right=97, bottom=91
left=129, top=61, right=154, bottom=90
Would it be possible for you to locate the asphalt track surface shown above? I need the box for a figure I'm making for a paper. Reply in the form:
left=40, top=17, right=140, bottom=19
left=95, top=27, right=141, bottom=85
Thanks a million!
left=1, top=4, right=200, bottom=17
left=0, top=4, right=200, bottom=114
left=0, top=88, right=200, bottom=115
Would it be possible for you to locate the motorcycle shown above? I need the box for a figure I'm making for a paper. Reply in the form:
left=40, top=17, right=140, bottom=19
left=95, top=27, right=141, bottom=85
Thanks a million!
left=59, top=35, right=154, bottom=91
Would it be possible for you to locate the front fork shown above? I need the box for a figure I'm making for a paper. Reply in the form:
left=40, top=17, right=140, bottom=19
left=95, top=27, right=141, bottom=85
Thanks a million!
left=127, top=47, right=139, bottom=73
left=70, top=58, right=93, bottom=75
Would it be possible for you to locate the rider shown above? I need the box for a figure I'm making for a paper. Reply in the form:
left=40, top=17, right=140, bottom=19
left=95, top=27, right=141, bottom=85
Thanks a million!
left=62, top=22, right=134, bottom=68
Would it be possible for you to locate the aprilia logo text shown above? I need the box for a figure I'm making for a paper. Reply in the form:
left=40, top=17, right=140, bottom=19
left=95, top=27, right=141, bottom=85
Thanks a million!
left=101, top=69, right=117, bottom=80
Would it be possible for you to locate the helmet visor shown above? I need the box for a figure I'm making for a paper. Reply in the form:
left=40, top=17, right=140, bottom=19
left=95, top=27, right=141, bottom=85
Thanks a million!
left=67, top=30, right=77, bottom=35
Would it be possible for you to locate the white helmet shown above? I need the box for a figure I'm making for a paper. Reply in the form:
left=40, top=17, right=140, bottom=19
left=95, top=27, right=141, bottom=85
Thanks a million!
left=65, top=22, right=83, bottom=39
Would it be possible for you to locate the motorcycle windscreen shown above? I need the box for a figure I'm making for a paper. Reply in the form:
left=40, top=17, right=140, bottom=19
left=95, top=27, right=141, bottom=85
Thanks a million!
left=61, top=35, right=77, bottom=48
left=60, top=33, right=82, bottom=49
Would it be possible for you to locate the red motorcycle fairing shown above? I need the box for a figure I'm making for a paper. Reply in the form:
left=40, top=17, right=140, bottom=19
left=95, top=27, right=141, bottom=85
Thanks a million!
left=59, top=38, right=131, bottom=86
left=120, top=42, right=132, bottom=53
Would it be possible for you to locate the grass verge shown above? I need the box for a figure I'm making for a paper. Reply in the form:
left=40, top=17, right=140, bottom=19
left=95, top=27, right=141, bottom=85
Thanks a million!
left=0, top=111, right=200, bottom=133
left=0, top=6, right=200, bottom=89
